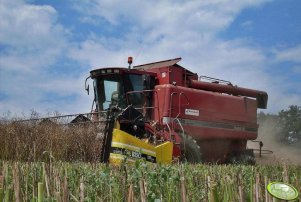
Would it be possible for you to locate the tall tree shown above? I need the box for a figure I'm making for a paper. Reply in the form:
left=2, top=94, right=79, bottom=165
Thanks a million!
left=278, top=105, right=301, bottom=143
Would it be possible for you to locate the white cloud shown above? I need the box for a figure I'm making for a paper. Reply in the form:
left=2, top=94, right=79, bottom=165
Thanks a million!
left=276, top=44, right=301, bottom=63
left=0, top=0, right=69, bottom=71
left=70, top=0, right=270, bottom=88
left=68, top=38, right=136, bottom=68
left=0, top=0, right=90, bottom=116
left=0, top=69, right=92, bottom=116
left=241, top=20, right=253, bottom=30
left=0, top=0, right=57, bottom=46
left=2, top=0, right=301, bottom=117
left=69, top=0, right=301, bottom=114
left=73, top=0, right=271, bottom=32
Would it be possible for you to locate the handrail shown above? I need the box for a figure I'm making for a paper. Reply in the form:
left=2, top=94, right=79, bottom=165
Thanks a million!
left=176, top=92, right=189, bottom=119
left=168, top=92, right=178, bottom=139
left=199, top=75, right=232, bottom=85
left=173, top=92, right=189, bottom=138
left=168, top=91, right=190, bottom=141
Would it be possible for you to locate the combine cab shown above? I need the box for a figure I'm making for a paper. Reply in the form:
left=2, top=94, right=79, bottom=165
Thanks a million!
left=88, top=58, right=268, bottom=164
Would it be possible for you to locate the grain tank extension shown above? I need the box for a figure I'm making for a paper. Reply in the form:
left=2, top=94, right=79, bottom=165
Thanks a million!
left=90, top=58, right=268, bottom=164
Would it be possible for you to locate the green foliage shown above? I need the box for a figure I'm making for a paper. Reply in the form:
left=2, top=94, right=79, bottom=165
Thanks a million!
left=0, top=161, right=300, bottom=201
left=278, top=105, right=301, bottom=142
left=258, top=105, right=301, bottom=143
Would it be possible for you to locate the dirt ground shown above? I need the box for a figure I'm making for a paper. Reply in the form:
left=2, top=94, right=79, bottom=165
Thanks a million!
left=249, top=141, right=301, bottom=165
left=248, top=118, right=301, bottom=166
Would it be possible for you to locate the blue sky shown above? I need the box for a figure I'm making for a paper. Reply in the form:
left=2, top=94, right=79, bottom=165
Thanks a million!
left=0, top=0, right=301, bottom=116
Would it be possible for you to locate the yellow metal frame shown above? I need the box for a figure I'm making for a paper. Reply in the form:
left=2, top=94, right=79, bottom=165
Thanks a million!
left=109, top=128, right=173, bottom=165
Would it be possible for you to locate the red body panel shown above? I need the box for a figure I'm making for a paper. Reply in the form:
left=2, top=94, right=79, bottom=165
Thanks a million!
left=142, top=64, right=262, bottom=162
left=151, top=84, right=258, bottom=162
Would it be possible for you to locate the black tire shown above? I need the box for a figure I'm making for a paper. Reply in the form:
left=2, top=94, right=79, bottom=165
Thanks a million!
left=237, top=153, right=256, bottom=165
left=228, top=151, right=256, bottom=165
left=181, top=135, right=202, bottom=163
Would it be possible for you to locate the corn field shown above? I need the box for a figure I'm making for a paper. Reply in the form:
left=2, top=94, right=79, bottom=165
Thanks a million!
left=0, top=161, right=300, bottom=202
left=0, top=121, right=102, bottom=162
left=1, top=121, right=300, bottom=201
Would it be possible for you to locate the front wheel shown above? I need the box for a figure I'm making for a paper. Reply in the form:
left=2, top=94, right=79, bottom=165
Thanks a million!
left=181, top=135, right=202, bottom=163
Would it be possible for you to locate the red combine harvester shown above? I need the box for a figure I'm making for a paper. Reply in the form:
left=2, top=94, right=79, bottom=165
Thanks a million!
left=88, top=57, right=268, bottom=164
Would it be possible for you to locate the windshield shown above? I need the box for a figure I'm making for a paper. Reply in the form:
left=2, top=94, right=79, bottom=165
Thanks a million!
left=94, top=73, right=147, bottom=111
left=94, top=73, right=154, bottom=111
left=94, top=74, right=125, bottom=110
left=124, top=74, right=145, bottom=107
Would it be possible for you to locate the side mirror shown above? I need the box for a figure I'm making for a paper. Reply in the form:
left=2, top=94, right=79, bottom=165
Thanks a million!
left=85, top=76, right=91, bottom=95
left=86, top=85, right=89, bottom=95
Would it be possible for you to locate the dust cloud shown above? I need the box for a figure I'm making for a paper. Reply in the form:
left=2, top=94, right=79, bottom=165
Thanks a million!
left=248, top=117, right=301, bottom=165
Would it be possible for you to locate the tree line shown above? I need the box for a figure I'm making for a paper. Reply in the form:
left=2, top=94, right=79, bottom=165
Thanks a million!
left=258, top=105, right=301, bottom=144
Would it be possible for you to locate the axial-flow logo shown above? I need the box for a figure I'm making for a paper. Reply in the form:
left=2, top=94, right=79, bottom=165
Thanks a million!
left=185, top=109, right=199, bottom=116
left=267, top=182, right=299, bottom=200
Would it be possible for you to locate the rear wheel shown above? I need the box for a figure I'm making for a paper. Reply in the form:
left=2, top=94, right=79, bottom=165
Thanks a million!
left=228, top=150, right=255, bottom=165
left=181, top=135, right=202, bottom=163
